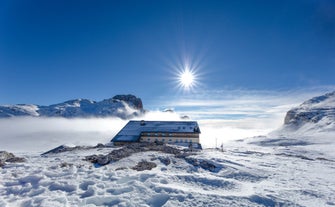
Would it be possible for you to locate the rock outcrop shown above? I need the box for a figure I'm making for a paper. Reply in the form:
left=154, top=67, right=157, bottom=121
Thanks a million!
left=132, top=161, right=157, bottom=171
left=0, top=151, right=26, bottom=167
left=84, top=142, right=184, bottom=166
left=83, top=142, right=220, bottom=172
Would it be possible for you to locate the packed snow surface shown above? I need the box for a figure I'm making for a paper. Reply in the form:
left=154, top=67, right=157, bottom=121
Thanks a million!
left=1, top=133, right=334, bottom=207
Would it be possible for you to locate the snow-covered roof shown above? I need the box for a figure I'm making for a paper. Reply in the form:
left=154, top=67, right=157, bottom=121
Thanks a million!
left=111, top=120, right=201, bottom=142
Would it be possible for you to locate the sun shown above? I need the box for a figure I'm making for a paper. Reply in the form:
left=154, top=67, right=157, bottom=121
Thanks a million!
left=170, top=57, right=201, bottom=92
left=176, top=65, right=198, bottom=91
left=179, top=69, right=194, bottom=88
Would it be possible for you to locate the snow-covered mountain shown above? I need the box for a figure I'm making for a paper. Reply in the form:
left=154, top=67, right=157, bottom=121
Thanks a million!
left=282, top=91, right=335, bottom=133
left=0, top=94, right=144, bottom=119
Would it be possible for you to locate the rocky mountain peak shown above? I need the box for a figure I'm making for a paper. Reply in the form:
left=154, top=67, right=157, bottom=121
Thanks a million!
left=112, top=94, right=143, bottom=110
left=283, top=91, right=335, bottom=131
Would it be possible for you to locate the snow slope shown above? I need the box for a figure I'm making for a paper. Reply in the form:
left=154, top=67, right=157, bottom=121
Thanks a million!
left=0, top=95, right=144, bottom=119
left=0, top=138, right=334, bottom=207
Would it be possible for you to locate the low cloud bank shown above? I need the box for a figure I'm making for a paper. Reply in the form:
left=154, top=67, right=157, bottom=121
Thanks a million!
left=0, top=117, right=124, bottom=153
left=0, top=111, right=186, bottom=153
left=199, top=117, right=282, bottom=148
left=0, top=112, right=277, bottom=152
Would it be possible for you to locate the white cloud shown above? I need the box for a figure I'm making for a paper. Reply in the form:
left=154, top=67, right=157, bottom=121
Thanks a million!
left=0, top=111, right=186, bottom=153
left=0, top=117, right=126, bottom=153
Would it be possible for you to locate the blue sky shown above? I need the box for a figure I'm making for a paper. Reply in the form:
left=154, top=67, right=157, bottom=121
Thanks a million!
left=1, top=0, right=334, bottom=110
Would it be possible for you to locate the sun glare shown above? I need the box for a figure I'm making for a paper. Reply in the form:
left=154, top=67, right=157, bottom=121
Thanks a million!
left=180, top=69, right=194, bottom=88
left=171, top=58, right=201, bottom=92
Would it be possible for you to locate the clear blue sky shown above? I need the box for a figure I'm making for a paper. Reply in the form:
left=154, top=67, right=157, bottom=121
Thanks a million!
left=1, top=0, right=334, bottom=108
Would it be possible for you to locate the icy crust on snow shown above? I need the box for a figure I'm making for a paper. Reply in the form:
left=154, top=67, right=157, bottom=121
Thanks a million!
left=1, top=137, right=335, bottom=207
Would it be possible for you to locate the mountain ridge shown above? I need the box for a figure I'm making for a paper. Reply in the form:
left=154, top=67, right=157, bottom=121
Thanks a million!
left=0, top=94, right=144, bottom=119
left=282, top=91, right=335, bottom=133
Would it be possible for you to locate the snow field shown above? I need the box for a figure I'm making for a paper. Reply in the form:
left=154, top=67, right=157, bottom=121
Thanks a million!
left=1, top=135, right=335, bottom=207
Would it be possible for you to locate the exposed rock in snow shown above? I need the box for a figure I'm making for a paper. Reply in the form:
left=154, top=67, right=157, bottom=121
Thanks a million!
left=0, top=94, right=144, bottom=119
left=132, top=160, right=157, bottom=171
left=184, top=157, right=221, bottom=173
left=83, top=143, right=222, bottom=174
left=84, top=143, right=187, bottom=166
left=158, top=156, right=171, bottom=166
left=0, top=151, right=25, bottom=167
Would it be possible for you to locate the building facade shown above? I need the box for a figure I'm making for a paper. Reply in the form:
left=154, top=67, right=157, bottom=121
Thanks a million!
left=111, top=120, right=201, bottom=145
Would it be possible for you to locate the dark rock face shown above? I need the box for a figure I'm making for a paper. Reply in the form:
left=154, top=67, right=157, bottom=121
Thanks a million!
left=0, top=151, right=26, bottom=167
left=284, top=109, right=332, bottom=126
left=112, top=95, right=143, bottom=110
left=283, top=91, right=335, bottom=129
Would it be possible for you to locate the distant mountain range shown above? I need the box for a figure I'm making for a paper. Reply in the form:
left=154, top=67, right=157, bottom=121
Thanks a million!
left=283, top=91, right=335, bottom=133
left=0, top=94, right=144, bottom=119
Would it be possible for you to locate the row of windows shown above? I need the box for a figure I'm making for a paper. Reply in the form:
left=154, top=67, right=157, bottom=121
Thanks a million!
left=142, top=133, right=198, bottom=137
left=145, top=133, right=171, bottom=136
left=143, top=138, right=194, bottom=143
